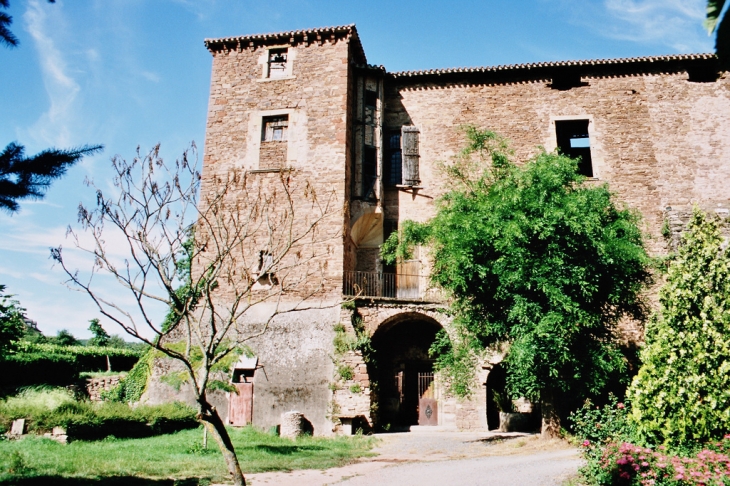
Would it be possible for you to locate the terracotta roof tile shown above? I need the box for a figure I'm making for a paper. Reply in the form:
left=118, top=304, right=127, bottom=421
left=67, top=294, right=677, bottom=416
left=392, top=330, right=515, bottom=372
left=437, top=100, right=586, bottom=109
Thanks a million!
left=389, top=53, right=716, bottom=78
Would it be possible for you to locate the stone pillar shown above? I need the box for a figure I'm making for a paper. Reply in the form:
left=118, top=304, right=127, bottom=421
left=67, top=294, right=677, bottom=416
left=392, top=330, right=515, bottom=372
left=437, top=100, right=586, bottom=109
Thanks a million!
left=280, top=411, right=306, bottom=439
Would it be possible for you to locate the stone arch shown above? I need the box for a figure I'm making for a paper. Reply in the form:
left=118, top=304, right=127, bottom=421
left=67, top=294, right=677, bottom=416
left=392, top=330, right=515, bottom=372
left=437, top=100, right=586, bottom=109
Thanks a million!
left=369, top=310, right=445, bottom=429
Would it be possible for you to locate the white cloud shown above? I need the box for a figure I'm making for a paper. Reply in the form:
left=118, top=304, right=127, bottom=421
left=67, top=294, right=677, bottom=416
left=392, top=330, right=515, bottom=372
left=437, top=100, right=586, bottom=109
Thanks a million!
left=22, top=0, right=81, bottom=148
left=602, top=0, right=713, bottom=52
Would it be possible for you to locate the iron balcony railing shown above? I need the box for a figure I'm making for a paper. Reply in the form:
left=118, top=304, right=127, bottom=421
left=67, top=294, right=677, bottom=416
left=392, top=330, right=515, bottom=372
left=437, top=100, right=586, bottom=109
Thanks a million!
left=342, top=271, right=445, bottom=302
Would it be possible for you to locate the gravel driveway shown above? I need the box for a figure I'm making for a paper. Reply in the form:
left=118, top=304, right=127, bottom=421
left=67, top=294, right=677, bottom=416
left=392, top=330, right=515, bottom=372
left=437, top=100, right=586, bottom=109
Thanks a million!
left=247, top=430, right=582, bottom=486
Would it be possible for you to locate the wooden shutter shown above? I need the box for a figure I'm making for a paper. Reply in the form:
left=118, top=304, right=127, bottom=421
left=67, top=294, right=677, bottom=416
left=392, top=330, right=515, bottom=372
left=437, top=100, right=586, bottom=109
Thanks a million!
left=401, top=126, right=420, bottom=186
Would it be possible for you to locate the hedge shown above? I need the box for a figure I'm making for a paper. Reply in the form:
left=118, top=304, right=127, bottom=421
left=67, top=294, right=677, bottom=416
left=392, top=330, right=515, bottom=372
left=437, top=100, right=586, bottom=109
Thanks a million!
left=0, top=396, right=198, bottom=441
left=0, top=342, right=144, bottom=387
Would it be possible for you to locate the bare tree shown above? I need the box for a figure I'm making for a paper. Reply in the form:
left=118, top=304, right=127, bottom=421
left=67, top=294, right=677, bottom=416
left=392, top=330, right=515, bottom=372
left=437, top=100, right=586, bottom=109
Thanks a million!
left=51, top=144, right=342, bottom=485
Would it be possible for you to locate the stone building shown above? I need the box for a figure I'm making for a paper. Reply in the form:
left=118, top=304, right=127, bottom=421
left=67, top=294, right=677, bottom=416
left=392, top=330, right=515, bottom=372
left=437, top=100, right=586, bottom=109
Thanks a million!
left=151, top=24, right=730, bottom=435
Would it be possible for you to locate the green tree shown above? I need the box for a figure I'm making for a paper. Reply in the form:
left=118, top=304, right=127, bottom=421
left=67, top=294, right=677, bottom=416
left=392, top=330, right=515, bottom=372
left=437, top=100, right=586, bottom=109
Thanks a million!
left=705, top=0, right=729, bottom=70
left=87, top=318, right=110, bottom=347
left=0, top=284, right=26, bottom=354
left=383, top=127, right=652, bottom=437
left=628, top=208, right=730, bottom=447
left=53, top=329, right=80, bottom=347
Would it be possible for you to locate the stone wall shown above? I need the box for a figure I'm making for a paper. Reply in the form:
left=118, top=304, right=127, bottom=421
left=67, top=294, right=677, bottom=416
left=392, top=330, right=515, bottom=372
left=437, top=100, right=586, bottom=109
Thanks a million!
left=86, top=375, right=122, bottom=402
left=384, top=71, right=730, bottom=258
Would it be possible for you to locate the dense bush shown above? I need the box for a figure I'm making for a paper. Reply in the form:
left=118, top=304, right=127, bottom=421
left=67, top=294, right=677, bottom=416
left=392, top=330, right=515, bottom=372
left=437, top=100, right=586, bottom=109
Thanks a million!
left=0, top=387, right=197, bottom=440
left=570, top=396, right=637, bottom=483
left=0, top=342, right=142, bottom=387
left=596, top=439, right=730, bottom=485
left=628, top=209, right=730, bottom=447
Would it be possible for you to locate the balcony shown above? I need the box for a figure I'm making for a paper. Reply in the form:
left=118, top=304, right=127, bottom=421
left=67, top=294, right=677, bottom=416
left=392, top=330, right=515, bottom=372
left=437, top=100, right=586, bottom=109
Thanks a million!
left=342, top=271, right=445, bottom=302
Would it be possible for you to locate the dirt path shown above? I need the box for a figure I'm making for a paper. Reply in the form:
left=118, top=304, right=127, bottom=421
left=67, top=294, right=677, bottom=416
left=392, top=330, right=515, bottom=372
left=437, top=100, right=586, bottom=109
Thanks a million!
left=246, top=430, right=582, bottom=486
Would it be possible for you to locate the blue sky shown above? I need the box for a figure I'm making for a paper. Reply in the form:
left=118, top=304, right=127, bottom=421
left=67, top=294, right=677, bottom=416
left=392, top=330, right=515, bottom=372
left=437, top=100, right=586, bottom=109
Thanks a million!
left=0, top=0, right=714, bottom=339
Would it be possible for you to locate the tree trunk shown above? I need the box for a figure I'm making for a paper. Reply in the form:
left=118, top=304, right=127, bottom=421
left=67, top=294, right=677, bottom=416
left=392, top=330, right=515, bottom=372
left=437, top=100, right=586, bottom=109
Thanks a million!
left=199, top=399, right=245, bottom=486
left=540, top=389, right=561, bottom=439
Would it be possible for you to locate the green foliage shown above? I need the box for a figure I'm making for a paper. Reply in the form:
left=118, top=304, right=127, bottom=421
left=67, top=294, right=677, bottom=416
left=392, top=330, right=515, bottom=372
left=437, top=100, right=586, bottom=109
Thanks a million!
left=101, top=348, right=155, bottom=403
left=87, top=318, right=110, bottom=347
left=384, top=127, right=652, bottom=405
left=1, top=342, right=141, bottom=388
left=51, top=329, right=80, bottom=347
left=428, top=328, right=477, bottom=398
left=349, top=384, right=362, bottom=394
left=628, top=209, right=730, bottom=448
left=337, top=364, right=354, bottom=381
left=569, top=395, right=636, bottom=484
left=492, top=390, right=516, bottom=413
left=0, top=285, right=25, bottom=355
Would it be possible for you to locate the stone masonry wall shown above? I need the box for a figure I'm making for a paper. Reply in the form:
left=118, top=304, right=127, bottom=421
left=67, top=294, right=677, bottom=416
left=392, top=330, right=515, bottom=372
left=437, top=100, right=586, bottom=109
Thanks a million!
left=384, top=72, right=730, bottom=259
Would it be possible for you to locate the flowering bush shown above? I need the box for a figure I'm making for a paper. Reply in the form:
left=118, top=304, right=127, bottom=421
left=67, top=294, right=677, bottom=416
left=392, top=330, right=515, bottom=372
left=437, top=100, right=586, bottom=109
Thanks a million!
left=597, top=438, right=730, bottom=485
left=570, top=396, right=637, bottom=484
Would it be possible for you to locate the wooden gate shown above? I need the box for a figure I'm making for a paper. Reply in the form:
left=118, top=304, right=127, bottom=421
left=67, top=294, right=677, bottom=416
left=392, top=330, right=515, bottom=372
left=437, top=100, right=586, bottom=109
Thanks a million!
left=417, top=372, right=438, bottom=426
left=228, top=383, right=253, bottom=426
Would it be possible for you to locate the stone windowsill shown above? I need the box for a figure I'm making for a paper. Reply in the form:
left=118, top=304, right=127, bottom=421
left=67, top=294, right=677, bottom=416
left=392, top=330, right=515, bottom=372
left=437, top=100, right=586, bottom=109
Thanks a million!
left=257, top=75, right=296, bottom=83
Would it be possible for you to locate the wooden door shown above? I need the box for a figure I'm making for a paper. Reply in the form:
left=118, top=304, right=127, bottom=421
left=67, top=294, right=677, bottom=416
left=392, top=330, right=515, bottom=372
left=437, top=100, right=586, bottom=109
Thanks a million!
left=397, top=254, right=420, bottom=299
left=417, top=372, right=438, bottom=426
left=228, top=383, right=253, bottom=426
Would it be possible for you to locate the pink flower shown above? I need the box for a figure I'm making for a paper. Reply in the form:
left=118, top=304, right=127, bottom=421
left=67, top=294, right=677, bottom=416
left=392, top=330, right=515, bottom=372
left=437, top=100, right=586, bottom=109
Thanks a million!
left=617, top=402, right=625, bottom=409
left=582, top=440, right=590, bottom=447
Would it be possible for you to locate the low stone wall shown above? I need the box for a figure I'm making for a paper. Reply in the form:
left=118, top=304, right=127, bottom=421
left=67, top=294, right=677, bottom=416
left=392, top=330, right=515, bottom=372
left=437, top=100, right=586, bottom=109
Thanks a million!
left=85, top=375, right=122, bottom=401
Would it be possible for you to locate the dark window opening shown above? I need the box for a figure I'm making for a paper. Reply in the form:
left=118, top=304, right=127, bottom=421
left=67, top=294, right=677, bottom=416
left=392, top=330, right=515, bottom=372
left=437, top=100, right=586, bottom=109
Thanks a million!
left=365, top=89, right=378, bottom=108
left=363, top=146, right=377, bottom=200
left=555, top=119, right=593, bottom=177
left=256, top=251, right=278, bottom=287
left=268, top=48, right=288, bottom=78
left=384, top=131, right=402, bottom=186
left=262, top=115, right=288, bottom=142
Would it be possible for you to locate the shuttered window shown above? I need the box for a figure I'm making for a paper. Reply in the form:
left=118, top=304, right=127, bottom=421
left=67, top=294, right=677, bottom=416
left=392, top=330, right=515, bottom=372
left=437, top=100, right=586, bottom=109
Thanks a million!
left=401, top=126, right=420, bottom=186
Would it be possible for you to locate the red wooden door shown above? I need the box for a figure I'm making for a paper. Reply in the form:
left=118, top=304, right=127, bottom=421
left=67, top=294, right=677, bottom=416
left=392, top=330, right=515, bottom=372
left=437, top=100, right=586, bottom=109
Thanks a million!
left=417, top=372, right=437, bottom=425
left=228, top=383, right=253, bottom=426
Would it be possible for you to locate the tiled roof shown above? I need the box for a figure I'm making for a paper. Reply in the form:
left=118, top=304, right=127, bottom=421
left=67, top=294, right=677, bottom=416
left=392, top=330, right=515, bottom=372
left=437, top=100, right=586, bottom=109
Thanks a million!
left=390, top=53, right=717, bottom=78
left=204, top=24, right=366, bottom=63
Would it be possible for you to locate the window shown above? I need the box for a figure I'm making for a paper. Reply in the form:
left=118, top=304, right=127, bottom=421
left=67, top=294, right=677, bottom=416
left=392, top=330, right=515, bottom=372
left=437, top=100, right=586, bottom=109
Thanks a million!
left=267, top=48, right=288, bottom=78
left=262, top=115, right=288, bottom=142
left=383, top=131, right=402, bottom=186
left=555, top=119, right=593, bottom=177
left=401, top=126, right=420, bottom=186
left=255, top=251, right=277, bottom=288
left=260, top=115, right=288, bottom=169
left=363, top=146, right=377, bottom=199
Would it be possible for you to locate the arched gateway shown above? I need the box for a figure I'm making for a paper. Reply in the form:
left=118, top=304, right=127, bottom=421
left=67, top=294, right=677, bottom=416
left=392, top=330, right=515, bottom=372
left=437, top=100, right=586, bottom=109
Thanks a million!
left=371, top=313, right=443, bottom=428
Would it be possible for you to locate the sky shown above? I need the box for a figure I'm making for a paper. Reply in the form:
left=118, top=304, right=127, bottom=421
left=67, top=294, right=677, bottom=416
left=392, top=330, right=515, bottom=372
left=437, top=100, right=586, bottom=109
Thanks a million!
left=0, top=0, right=716, bottom=340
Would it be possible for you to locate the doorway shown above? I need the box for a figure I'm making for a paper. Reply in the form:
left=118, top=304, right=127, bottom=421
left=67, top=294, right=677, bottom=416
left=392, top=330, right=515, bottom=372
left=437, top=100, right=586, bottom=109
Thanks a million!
left=372, top=316, right=442, bottom=428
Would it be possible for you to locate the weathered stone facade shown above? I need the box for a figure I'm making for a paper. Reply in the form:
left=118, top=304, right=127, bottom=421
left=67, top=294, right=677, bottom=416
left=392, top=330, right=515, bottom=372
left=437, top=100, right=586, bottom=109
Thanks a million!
left=155, top=25, right=730, bottom=435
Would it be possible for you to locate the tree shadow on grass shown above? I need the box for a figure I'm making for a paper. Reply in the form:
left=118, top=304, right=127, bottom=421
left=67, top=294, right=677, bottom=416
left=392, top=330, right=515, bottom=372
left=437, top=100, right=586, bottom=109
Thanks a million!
left=0, top=476, right=209, bottom=485
left=244, top=444, right=326, bottom=455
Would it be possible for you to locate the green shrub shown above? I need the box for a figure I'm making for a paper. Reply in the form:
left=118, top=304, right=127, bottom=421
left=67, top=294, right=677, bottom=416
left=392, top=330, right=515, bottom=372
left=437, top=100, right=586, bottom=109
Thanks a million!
left=628, top=209, right=730, bottom=447
left=0, top=342, right=142, bottom=388
left=337, top=364, right=354, bottom=381
left=569, top=395, right=636, bottom=484
left=0, top=387, right=197, bottom=439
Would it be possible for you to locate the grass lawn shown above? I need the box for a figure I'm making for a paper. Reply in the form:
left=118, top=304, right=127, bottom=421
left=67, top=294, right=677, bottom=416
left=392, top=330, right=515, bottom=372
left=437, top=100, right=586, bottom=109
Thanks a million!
left=0, top=426, right=376, bottom=485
